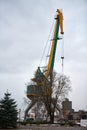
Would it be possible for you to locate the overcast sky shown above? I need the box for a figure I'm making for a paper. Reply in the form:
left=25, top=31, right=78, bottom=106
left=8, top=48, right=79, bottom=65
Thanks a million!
left=0, top=0, right=87, bottom=112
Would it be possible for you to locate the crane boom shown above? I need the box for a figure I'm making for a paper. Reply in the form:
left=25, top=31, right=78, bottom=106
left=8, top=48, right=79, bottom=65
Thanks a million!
left=45, top=9, right=64, bottom=78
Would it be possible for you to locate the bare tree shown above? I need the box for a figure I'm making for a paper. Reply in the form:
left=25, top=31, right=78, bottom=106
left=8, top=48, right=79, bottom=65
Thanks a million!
left=52, top=72, right=71, bottom=103
left=24, top=69, right=71, bottom=123
left=43, top=71, right=71, bottom=123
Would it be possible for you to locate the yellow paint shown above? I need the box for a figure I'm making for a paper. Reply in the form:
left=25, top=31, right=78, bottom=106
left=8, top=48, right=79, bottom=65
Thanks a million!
left=45, top=9, right=64, bottom=78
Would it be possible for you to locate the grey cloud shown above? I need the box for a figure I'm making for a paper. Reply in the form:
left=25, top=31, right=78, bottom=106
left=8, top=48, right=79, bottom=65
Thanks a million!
left=0, top=0, right=87, bottom=111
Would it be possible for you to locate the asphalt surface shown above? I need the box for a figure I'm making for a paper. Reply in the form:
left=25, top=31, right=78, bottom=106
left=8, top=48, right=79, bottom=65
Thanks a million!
left=23, top=126, right=86, bottom=130
left=0, top=125, right=86, bottom=130
left=17, top=124, right=87, bottom=130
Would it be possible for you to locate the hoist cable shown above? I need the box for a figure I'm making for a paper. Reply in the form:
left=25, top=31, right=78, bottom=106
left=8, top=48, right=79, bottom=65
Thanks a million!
left=61, top=35, right=64, bottom=58
left=61, top=35, right=64, bottom=75
left=44, top=40, right=52, bottom=67
left=39, top=19, right=55, bottom=67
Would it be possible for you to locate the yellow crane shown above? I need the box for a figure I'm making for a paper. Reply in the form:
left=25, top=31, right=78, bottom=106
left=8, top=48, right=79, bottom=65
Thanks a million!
left=25, top=9, right=64, bottom=120
left=27, top=9, right=64, bottom=97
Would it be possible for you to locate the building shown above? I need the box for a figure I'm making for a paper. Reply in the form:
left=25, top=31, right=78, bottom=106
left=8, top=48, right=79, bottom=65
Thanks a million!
left=69, top=110, right=87, bottom=120
left=62, top=98, right=87, bottom=121
left=62, top=98, right=74, bottom=120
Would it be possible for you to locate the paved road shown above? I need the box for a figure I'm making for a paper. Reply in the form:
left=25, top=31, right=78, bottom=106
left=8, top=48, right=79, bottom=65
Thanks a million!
left=0, top=126, right=86, bottom=130
left=26, top=126, right=86, bottom=130
left=18, top=125, right=87, bottom=130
